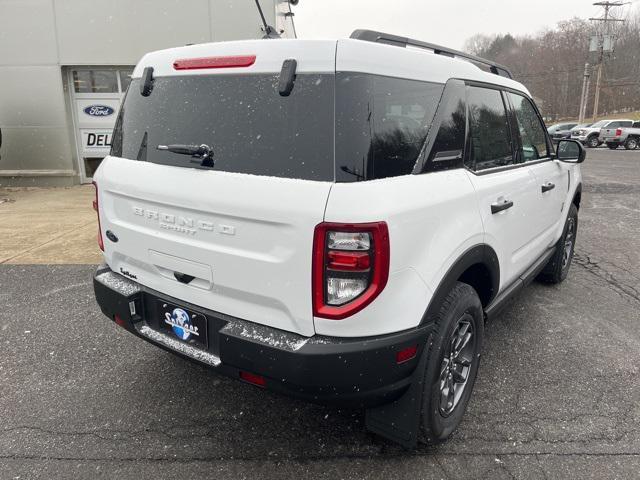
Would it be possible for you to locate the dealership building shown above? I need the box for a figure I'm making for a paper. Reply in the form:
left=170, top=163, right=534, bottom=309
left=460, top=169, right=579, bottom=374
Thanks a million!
left=0, top=0, right=293, bottom=186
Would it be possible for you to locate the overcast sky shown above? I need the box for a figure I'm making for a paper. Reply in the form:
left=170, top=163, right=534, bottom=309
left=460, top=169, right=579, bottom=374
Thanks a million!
left=292, top=0, right=639, bottom=50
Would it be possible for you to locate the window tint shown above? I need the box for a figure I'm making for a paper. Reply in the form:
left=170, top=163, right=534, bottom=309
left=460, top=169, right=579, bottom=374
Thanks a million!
left=425, top=82, right=466, bottom=171
left=507, top=92, right=549, bottom=162
left=73, top=70, right=118, bottom=93
left=633, top=122, right=640, bottom=128
left=466, top=86, right=513, bottom=171
left=608, top=120, right=632, bottom=128
left=336, top=73, right=444, bottom=182
left=111, top=74, right=334, bottom=181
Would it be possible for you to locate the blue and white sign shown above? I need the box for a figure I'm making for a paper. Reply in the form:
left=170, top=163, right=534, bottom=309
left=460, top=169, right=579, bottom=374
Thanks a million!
left=164, top=307, right=199, bottom=341
left=83, top=104, right=115, bottom=117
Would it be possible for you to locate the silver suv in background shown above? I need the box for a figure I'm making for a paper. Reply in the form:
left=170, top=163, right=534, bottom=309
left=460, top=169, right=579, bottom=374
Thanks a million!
left=573, top=119, right=634, bottom=148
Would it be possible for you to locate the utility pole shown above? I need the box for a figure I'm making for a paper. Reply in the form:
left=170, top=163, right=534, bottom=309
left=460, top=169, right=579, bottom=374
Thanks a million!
left=578, top=63, right=591, bottom=123
left=589, top=1, right=627, bottom=121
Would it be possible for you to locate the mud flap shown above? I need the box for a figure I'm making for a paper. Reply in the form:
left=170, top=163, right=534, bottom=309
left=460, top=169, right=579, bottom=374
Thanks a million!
left=365, top=333, right=433, bottom=448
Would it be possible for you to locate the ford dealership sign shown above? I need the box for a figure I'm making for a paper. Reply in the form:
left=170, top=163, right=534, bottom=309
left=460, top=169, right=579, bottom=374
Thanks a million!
left=83, top=105, right=115, bottom=117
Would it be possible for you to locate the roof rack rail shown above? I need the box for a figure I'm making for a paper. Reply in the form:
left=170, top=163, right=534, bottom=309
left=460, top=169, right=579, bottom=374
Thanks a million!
left=350, top=29, right=513, bottom=79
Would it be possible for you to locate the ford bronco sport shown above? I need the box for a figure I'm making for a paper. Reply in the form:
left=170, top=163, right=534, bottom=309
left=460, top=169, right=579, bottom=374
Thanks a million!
left=92, top=30, right=585, bottom=447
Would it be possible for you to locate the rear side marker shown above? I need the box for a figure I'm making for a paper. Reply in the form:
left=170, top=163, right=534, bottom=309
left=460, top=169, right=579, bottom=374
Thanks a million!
left=173, top=55, right=256, bottom=70
left=240, top=371, right=266, bottom=387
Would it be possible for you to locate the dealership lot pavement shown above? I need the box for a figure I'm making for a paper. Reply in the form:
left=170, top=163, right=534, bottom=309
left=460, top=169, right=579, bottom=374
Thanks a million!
left=1, top=149, right=639, bottom=479
left=0, top=186, right=101, bottom=265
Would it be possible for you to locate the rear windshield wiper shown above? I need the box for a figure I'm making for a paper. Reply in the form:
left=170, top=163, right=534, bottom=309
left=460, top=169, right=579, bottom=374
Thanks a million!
left=157, top=144, right=214, bottom=167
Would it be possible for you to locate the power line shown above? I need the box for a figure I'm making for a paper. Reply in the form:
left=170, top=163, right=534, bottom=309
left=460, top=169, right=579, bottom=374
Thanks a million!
left=589, top=1, right=629, bottom=120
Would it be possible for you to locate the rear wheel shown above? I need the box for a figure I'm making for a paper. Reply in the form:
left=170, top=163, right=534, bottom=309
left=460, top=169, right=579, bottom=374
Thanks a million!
left=625, top=138, right=638, bottom=150
left=587, top=135, right=600, bottom=148
left=420, top=282, right=484, bottom=444
left=537, top=203, right=578, bottom=284
left=607, top=143, right=618, bottom=150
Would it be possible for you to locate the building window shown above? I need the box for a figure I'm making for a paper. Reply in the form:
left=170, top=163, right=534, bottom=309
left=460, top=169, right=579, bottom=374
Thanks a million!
left=72, top=70, right=119, bottom=93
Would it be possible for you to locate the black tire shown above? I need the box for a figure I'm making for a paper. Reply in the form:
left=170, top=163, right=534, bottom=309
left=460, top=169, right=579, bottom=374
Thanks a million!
left=537, top=203, right=578, bottom=284
left=586, top=135, right=600, bottom=148
left=420, top=282, right=484, bottom=444
left=607, top=143, right=618, bottom=150
left=625, top=137, right=638, bottom=150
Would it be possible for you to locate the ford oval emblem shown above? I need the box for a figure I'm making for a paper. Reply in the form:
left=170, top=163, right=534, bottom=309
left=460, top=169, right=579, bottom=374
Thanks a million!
left=83, top=105, right=115, bottom=117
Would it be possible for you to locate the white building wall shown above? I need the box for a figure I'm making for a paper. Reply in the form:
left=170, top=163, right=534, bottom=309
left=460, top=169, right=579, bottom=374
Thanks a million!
left=0, top=0, right=283, bottom=186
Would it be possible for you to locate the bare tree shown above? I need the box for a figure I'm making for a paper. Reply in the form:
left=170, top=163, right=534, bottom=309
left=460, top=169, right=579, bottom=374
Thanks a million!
left=464, top=11, right=639, bottom=120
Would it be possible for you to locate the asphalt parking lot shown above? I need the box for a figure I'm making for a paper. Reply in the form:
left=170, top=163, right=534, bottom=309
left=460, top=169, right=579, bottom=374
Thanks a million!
left=1, top=148, right=639, bottom=479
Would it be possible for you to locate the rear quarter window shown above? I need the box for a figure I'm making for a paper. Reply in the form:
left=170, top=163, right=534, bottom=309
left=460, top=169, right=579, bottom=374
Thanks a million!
left=335, top=73, right=444, bottom=182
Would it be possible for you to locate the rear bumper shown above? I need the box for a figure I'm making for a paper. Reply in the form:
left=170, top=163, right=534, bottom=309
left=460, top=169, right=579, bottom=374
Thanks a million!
left=93, top=265, right=430, bottom=407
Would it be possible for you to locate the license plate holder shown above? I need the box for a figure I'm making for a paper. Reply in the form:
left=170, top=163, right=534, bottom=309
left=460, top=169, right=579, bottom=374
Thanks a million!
left=157, top=300, right=208, bottom=348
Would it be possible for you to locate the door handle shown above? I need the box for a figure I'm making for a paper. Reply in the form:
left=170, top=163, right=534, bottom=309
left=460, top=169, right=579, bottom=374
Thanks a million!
left=491, top=199, right=514, bottom=214
left=541, top=182, right=555, bottom=193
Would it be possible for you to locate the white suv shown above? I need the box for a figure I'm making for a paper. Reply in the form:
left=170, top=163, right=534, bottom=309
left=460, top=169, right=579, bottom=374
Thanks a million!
left=92, top=30, right=585, bottom=447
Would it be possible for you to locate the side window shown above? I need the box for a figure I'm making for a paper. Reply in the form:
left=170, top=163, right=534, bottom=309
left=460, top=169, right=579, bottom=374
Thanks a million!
left=425, top=82, right=466, bottom=171
left=335, top=73, right=444, bottom=181
left=633, top=122, right=640, bottom=128
left=507, top=92, right=549, bottom=162
left=465, top=86, right=513, bottom=171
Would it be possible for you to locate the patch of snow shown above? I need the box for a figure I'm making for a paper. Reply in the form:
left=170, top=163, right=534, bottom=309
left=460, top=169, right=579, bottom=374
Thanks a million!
left=139, top=325, right=221, bottom=367
left=222, top=321, right=309, bottom=351
left=95, top=271, right=141, bottom=297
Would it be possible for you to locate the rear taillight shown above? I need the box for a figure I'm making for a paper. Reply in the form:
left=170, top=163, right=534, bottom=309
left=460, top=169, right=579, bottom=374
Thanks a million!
left=615, top=128, right=623, bottom=136
left=92, top=181, right=104, bottom=251
left=313, top=222, right=390, bottom=320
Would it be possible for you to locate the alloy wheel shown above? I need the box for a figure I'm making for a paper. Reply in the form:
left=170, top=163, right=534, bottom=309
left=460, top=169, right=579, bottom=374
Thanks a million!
left=562, top=217, right=575, bottom=269
left=438, top=315, right=475, bottom=417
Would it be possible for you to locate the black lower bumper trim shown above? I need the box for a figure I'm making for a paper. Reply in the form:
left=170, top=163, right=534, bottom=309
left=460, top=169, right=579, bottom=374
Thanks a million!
left=93, top=266, right=431, bottom=407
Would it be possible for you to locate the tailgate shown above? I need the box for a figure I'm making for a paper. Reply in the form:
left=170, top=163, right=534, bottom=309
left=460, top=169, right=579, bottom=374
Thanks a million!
left=93, top=39, right=338, bottom=337
left=96, top=158, right=331, bottom=337
left=601, top=127, right=616, bottom=139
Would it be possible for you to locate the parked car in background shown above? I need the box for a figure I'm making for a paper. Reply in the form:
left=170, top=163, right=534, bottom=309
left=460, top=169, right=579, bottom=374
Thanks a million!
left=570, top=123, right=592, bottom=135
left=547, top=122, right=578, bottom=142
left=601, top=121, right=640, bottom=150
left=573, top=119, right=634, bottom=148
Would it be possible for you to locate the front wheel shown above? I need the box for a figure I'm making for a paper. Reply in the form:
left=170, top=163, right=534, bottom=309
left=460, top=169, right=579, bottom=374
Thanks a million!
left=537, top=203, right=578, bottom=284
left=420, top=282, right=484, bottom=444
left=625, top=138, right=638, bottom=150
left=587, top=135, right=600, bottom=148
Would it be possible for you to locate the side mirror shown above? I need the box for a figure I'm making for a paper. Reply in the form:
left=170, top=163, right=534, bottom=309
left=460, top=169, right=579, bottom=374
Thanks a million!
left=556, top=139, right=586, bottom=163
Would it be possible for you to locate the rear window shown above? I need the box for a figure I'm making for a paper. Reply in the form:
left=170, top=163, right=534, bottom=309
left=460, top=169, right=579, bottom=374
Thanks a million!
left=111, top=74, right=334, bottom=181
left=111, top=72, right=444, bottom=182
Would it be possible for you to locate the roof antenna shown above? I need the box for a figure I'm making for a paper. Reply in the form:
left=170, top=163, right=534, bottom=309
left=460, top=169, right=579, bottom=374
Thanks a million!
left=254, top=0, right=280, bottom=39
